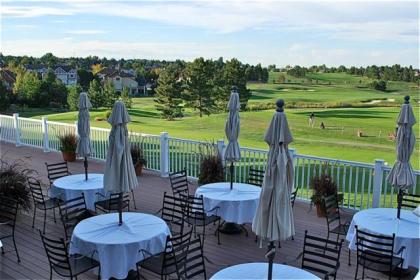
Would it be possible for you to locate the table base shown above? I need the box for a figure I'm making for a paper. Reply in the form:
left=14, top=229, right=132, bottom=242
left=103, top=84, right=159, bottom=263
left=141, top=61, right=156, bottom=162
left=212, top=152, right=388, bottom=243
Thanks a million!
left=219, top=222, right=247, bottom=235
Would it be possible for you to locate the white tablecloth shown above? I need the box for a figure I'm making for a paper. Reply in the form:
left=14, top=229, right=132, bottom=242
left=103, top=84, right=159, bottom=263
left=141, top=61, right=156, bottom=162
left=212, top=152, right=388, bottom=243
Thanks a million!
left=196, top=182, right=261, bottom=224
left=346, top=208, right=420, bottom=268
left=70, top=212, right=170, bottom=279
left=210, top=262, right=320, bottom=280
left=51, top=173, right=104, bottom=210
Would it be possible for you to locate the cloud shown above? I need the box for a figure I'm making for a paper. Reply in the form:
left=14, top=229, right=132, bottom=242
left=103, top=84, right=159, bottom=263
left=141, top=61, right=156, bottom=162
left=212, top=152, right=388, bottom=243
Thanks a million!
left=67, top=30, right=107, bottom=35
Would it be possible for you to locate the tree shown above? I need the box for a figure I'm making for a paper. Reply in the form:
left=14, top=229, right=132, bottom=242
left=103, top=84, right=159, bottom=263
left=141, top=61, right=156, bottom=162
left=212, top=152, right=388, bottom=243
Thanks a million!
left=77, top=69, right=95, bottom=90
left=184, top=58, right=216, bottom=117
left=40, top=53, right=58, bottom=67
left=103, top=80, right=116, bottom=108
left=220, top=58, right=251, bottom=110
left=369, top=80, right=387, bottom=91
left=88, top=79, right=104, bottom=109
left=67, top=85, right=82, bottom=111
left=121, top=87, right=132, bottom=109
left=91, top=64, right=103, bottom=75
left=276, top=74, right=286, bottom=84
left=0, top=82, right=11, bottom=111
left=154, top=64, right=183, bottom=120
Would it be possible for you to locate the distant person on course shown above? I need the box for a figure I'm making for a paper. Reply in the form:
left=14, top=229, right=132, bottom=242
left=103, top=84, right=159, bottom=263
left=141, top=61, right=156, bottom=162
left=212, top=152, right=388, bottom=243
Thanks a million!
left=309, top=112, right=315, bottom=127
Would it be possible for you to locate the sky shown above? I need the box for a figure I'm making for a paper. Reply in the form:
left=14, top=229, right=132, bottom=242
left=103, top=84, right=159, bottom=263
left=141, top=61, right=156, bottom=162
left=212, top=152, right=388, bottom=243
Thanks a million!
left=1, top=0, right=419, bottom=67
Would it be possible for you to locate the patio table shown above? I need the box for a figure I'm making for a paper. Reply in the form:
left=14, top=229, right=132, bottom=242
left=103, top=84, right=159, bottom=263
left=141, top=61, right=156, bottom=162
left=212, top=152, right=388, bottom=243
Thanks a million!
left=210, top=262, right=320, bottom=279
left=346, top=208, right=420, bottom=269
left=195, top=182, right=261, bottom=225
left=51, top=173, right=104, bottom=210
left=70, top=212, right=170, bottom=280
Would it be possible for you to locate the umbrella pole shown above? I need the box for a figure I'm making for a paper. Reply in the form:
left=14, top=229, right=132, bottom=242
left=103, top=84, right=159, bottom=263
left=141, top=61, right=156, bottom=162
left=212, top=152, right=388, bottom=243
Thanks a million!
left=118, top=192, right=123, bottom=226
left=266, top=241, right=276, bottom=280
left=84, top=157, right=88, bottom=180
left=397, top=189, right=403, bottom=219
left=230, top=162, right=234, bottom=190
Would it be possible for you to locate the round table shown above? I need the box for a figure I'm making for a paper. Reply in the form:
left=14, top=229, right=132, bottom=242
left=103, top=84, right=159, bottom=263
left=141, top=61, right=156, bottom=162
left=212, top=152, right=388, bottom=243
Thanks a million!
left=51, top=173, right=104, bottom=210
left=210, top=262, right=320, bottom=279
left=195, top=182, right=261, bottom=225
left=346, top=208, right=420, bottom=268
left=70, top=212, right=170, bottom=280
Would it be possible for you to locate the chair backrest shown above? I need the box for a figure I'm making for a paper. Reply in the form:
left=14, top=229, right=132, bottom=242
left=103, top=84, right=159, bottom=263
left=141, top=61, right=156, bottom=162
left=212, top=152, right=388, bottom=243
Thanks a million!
left=247, top=168, right=265, bottom=187
left=58, top=194, right=89, bottom=240
left=184, top=195, right=206, bottom=223
left=323, top=194, right=341, bottom=229
left=355, top=225, right=395, bottom=271
left=301, top=230, right=343, bottom=280
left=0, top=196, right=18, bottom=228
left=161, top=192, right=185, bottom=235
left=401, top=192, right=420, bottom=210
left=162, top=229, right=192, bottom=277
left=27, top=177, right=46, bottom=205
left=39, top=231, right=72, bottom=276
left=180, top=237, right=207, bottom=280
left=291, top=186, right=299, bottom=208
left=169, top=169, right=189, bottom=196
left=45, top=162, right=70, bottom=185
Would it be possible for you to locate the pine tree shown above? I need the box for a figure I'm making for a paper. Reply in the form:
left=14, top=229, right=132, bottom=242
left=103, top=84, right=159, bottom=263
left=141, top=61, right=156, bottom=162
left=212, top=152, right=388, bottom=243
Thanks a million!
left=220, top=58, right=251, bottom=110
left=154, top=64, right=183, bottom=120
left=121, top=87, right=132, bottom=109
left=184, top=58, right=216, bottom=117
left=103, top=80, right=116, bottom=108
left=67, top=85, right=82, bottom=111
left=88, top=79, right=104, bottom=109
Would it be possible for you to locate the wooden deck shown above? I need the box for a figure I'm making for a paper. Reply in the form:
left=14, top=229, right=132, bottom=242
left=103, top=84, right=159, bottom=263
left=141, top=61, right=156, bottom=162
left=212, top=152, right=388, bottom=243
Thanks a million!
left=0, top=142, right=417, bottom=280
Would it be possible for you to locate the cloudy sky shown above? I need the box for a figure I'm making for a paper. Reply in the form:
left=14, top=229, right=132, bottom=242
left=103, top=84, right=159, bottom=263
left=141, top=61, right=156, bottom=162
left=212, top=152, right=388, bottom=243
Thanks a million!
left=1, top=0, right=418, bottom=67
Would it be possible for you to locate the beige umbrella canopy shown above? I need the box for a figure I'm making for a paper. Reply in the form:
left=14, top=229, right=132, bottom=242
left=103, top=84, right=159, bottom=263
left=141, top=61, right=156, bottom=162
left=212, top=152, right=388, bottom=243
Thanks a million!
left=103, top=100, right=139, bottom=224
left=252, top=99, right=295, bottom=280
left=76, top=92, right=92, bottom=180
left=224, top=87, right=241, bottom=189
left=386, top=96, right=416, bottom=218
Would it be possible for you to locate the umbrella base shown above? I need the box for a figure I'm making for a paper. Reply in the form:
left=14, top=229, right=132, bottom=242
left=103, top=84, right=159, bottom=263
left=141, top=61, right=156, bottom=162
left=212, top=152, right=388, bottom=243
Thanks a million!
left=219, top=222, right=246, bottom=235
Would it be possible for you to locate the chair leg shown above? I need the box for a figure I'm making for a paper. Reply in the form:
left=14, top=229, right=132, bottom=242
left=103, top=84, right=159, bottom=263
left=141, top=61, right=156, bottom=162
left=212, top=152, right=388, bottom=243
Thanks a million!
left=43, top=210, right=47, bottom=234
left=348, top=247, right=351, bottom=266
left=32, top=207, right=36, bottom=228
left=53, top=208, right=56, bottom=223
left=12, top=234, right=20, bottom=263
left=217, top=219, right=221, bottom=245
left=131, top=189, right=137, bottom=210
left=49, top=267, right=53, bottom=280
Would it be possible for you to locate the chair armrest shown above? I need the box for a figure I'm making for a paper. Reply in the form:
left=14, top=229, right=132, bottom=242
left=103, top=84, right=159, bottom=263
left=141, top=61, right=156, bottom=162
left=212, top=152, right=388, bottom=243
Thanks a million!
left=283, top=251, right=303, bottom=266
left=139, top=248, right=154, bottom=260
left=154, top=207, right=163, bottom=215
left=207, top=206, right=220, bottom=216
left=324, top=262, right=340, bottom=280
left=95, top=192, right=107, bottom=199
left=396, top=246, right=406, bottom=256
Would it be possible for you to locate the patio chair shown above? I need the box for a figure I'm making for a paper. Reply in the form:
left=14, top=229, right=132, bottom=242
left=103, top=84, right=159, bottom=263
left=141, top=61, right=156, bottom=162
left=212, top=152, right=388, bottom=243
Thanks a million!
left=354, top=225, right=405, bottom=280
left=58, top=194, right=94, bottom=242
left=169, top=169, right=190, bottom=197
left=247, top=168, right=265, bottom=187
left=0, top=196, right=20, bottom=263
left=45, top=161, right=71, bottom=188
left=137, top=229, right=192, bottom=280
left=39, top=230, right=100, bottom=280
left=94, top=192, right=130, bottom=214
left=27, top=178, right=61, bottom=233
left=401, top=192, right=420, bottom=210
left=183, top=194, right=221, bottom=245
left=158, top=192, right=186, bottom=235
left=291, top=186, right=300, bottom=208
left=180, top=237, right=207, bottom=280
left=323, top=194, right=351, bottom=265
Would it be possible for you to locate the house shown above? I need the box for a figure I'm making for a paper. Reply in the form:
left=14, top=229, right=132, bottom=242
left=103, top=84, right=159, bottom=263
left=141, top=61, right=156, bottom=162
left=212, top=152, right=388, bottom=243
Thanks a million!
left=0, top=68, right=16, bottom=91
left=26, top=65, right=78, bottom=86
left=97, top=67, right=139, bottom=96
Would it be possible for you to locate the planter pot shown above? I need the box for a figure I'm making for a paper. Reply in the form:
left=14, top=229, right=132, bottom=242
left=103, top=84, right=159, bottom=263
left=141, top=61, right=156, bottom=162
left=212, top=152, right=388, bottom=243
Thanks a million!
left=134, top=164, right=143, bottom=176
left=62, top=151, right=76, bottom=162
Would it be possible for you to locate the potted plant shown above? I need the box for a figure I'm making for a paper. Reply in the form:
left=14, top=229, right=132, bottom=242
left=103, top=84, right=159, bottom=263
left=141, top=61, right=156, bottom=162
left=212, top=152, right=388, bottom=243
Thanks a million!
left=198, top=142, right=224, bottom=185
left=310, top=165, right=343, bottom=217
left=0, top=158, right=34, bottom=210
left=57, top=133, right=77, bottom=162
left=131, top=144, right=147, bottom=176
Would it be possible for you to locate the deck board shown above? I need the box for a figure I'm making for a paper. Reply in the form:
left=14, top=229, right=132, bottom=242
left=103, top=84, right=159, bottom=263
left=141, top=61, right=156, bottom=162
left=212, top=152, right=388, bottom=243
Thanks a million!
left=0, top=142, right=417, bottom=279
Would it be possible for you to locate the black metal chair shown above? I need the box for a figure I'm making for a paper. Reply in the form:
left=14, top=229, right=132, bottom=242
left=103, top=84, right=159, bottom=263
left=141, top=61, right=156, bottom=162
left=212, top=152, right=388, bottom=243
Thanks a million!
left=323, top=194, right=351, bottom=265
left=39, top=230, right=100, bottom=280
left=354, top=225, right=405, bottom=280
left=169, top=169, right=190, bottom=197
left=247, top=168, right=265, bottom=187
left=0, top=196, right=20, bottom=263
left=45, top=161, right=71, bottom=188
left=401, top=192, right=420, bottom=210
left=137, top=229, right=192, bottom=280
left=184, top=194, right=221, bottom=245
left=158, top=192, right=186, bottom=235
left=27, top=178, right=61, bottom=233
left=300, top=230, right=343, bottom=280
left=94, top=192, right=130, bottom=214
left=58, top=194, right=94, bottom=242
left=291, top=186, right=300, bottom=208
left=180, top=237, right=207, bottom=280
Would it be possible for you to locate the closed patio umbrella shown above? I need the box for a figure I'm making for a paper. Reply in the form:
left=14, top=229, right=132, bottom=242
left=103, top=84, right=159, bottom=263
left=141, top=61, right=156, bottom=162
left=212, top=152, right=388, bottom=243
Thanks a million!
left=224, top=87, right=241, bottom=190
left=103, top=100, right=139, bottom=225
left=76, top=92, right=92, bottom=181
left=252, top=99, right=295, bottom=280
left=386, top=96, right=416, bottom=219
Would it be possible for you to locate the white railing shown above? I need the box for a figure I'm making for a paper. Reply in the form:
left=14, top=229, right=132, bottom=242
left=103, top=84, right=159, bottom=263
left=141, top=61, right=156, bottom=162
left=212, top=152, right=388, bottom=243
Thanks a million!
left=0, top=113, right=419, bottom=210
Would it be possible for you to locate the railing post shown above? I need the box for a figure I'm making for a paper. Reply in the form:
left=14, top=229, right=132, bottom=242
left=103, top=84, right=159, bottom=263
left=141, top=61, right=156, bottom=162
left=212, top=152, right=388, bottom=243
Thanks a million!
left=289, top=148, right=296, bottom=189
left=160, top=132, right=169, bottom=177
left=217, top=139, right=225, bottom=162
left=42, top=117, right=49, bottom=152
left=13, top=113, right=21, bottom=146
left=372, top=159, right=384, bottom=208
